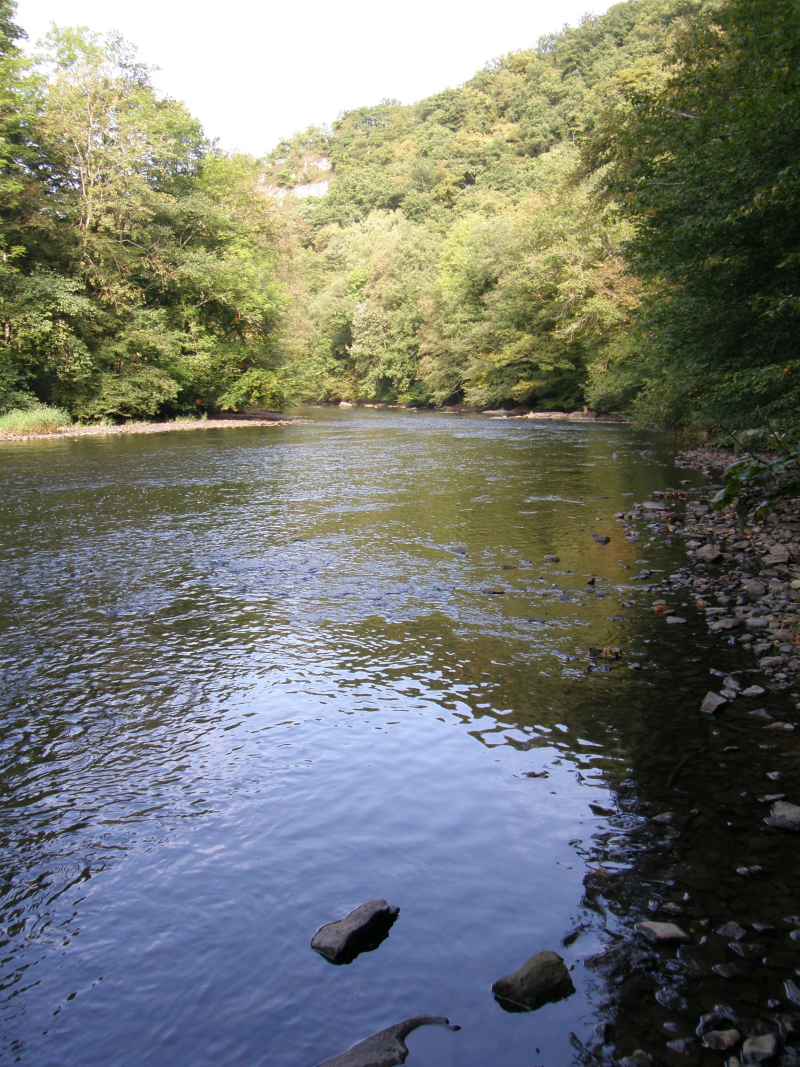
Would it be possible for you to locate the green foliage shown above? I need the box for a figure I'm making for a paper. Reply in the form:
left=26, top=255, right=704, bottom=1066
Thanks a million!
left=588, top=0, right=800, bottom=431
left=713, top=430, right=800, bottom=519
left=218, top=368, right=286, bottom=411
left=0, top=402, right=72, bottom=434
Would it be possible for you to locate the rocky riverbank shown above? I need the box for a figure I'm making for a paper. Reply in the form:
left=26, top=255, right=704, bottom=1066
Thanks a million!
left=624, top=449, right=800, bottom=697
left=0, top=415, right=296, bottom=443
left=578, top=450, right=800, bottom=1066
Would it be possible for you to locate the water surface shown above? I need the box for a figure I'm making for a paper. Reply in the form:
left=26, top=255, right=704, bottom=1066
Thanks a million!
left=0, top=410, right=741, bottom=1065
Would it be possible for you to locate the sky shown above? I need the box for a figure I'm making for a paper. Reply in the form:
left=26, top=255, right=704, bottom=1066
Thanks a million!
left=16, top=0, right=612, bottom=157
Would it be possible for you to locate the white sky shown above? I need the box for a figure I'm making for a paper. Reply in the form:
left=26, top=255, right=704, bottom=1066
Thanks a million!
left=16, top=0, right=611, bottom=157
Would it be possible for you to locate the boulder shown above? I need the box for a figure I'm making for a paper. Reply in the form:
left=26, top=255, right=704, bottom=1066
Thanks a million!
left=317, top=1017, right=459, bottom=1067
left=311, top=900, right=399, bottom=964
left=492, top=950, right=575, bottom=1011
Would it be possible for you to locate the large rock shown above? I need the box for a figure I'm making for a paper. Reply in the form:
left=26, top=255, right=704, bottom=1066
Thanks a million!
left=492, top=950, right=575, bottom=1011
left=317, top=1016, right=459, bottom=1067
left=764, top=800, right=800, bottom=832
left=311, top=900, right=399, bottom=964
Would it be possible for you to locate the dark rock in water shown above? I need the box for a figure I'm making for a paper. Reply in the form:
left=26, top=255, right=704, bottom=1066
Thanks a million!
left=665, top=1036, right=696, bottom=1055
left=785, top=978, right=800, bottom=1007
left=311, top=900, right=399, bottom=964
left=618, top=1052, right=653, bottom=1066
left=696, top=1005, right=739, bottom=1036
left=716, top=921, right=747, bottom=941
left=492, top=949, right=575, bottom=1011
left=701, top=691, right=729, bottom=715
left=764, top=801, right=800, bottom=832
left=317, top=1016, right=460, bottom=1067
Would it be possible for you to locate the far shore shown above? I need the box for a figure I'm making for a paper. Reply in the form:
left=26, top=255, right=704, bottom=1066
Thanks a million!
left=0, top=416, right=297, bottom=443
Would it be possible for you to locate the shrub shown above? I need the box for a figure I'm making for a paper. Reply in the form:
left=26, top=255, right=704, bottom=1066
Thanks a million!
left=0, top=404, right=73, bottom=435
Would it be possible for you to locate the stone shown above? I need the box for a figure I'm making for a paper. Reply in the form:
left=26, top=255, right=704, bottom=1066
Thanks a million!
left=642, top=501, right=669, bottom=511
left=543, top=554, right=560, bottom=563
left=716, top=921, right=747, bottom=941
left=746, top=617, right=770, bottom=630
left=592, top=533, right=611, bottom=545
left=618, top=1052, right=653, bottom=1067
left=784, top=978, right=800, bottom=1007
left=744, top=580, right=767, bottom=600
left=696, top=544, right=723, bottom=563
left=666, top=1037, right=696, bottom=1055
left=638, top=921, right=690, bottom=944
left=311, top=900, right=399, bottom=964
left=317, top=1017, right=460, bottom=1067
left=764, top=545, right=791, bottom=565
left=701, top=691, right=729, bottom=715
left=703, top=1030, right=741, bottom=1052
left=741, top=1033, right=778, bottom=1063
left=742, top=685, right=766, bottom=697
left=492, top=950, right=575, bottom=1010
left=667, top=616, right=687, bottom=624
left=764, top=801, right=800, bottom=832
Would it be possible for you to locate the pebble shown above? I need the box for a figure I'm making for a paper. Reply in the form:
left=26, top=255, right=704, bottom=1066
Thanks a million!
left=703, top=1029, right=741, bottom=1052
left=765, top=801, right=800, bottom=831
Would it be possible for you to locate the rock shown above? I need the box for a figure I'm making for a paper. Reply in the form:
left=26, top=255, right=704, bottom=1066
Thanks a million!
left=746, top=616, right=771, bottom=630
left=784, top=978, right=800, bottom=1007
left=311, top=900, right=399, bottom=964
left=764, top=801, right=800, bottom=832
left=696, top=544, right=723, bottom=563
left=592, top=533, right=611, bottom=545
left=741, top=1032, right=778, bottom=1063
left=701, top=691, right=729, bottom=715
left=742, top=685, right=766, bottom=697
left=703, top=1030, right=742, bottom=1052
left=716, top=921, right=747, bottom=941
left=667, top=616, right=688, bottom=624
left=317, top=1017, right=460, bottom=1067
left=642, top=501, right=669, bottom=511
left=638, top=921, right=690, bottom=944
left=764, top=546, right=791, bottom=565
left=697, top=1005, right=739, bottom=1036
left=543, top=554, right=560, bottom=563
left=666, top=1037, right=696, bottom=1055
left=618, top=1052, right=653, bottom=1067
left=492, top=950, right=575, bottom=1011
left=652, top=812, right=675, bottom=825
left=744, top=580, right=767, bottom=600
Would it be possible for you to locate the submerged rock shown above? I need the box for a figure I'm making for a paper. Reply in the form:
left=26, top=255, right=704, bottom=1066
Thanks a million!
left=703, top=1029, right=741, bottom=1052
left=317, top=1016, right=460, bottom=1067
left=701, top=691, right=729, bottom=715
left=764, top=801, right=800, bottom=832
left=311, top=900, right=399, bottom=964
left=492, top=949, right=575, bottom=1011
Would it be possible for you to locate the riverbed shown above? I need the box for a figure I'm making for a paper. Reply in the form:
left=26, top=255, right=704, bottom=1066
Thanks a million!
left=1, top=409, right=797, bottom=1066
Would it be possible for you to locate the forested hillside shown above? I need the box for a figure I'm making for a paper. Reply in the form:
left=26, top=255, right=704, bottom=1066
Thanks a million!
left=2, top=0, right=798, bottom=432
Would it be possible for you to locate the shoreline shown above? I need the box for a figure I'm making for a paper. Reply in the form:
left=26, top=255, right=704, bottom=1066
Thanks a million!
left=589, top=447, right=800, bottom=1063
left=0, top=416, right=297, bottom=444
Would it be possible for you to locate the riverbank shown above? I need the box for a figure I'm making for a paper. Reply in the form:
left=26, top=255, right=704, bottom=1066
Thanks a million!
left=588, top=450, right=800, bottom=1065
left=625, top=449, right=800, bottom=695
left=0, top=416, right=297, bottom=443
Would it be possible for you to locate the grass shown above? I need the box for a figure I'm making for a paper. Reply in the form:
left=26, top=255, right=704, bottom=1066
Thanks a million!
left=0, top=404, right=73, bottom=435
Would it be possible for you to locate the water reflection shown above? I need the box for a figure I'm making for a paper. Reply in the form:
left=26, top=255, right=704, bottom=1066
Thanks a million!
left=0, top=411, right=730, bottom=1066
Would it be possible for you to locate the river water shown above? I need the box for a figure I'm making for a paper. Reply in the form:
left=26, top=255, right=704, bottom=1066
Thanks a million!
left=0, top=410, right=796, bottom=1067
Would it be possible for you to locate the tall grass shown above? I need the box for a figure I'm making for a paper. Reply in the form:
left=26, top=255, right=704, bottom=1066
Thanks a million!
left=0, top=404, right=73, bottom=435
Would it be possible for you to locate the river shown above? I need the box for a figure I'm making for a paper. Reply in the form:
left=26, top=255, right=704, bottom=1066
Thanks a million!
left=1, top=409, right=797, bottom=1067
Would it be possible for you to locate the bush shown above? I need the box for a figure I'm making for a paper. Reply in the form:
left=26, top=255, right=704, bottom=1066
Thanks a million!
left=76, top=368, right=180, bottom=422
left=217, top=368, right=286, bottom=412
left=0, top=404, right=73, bottom=435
